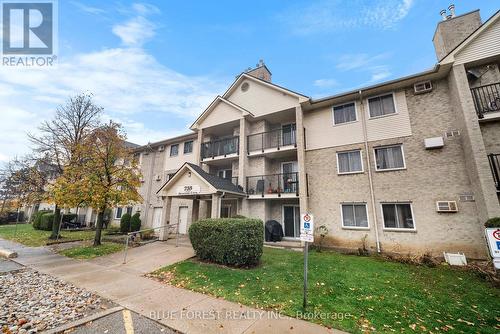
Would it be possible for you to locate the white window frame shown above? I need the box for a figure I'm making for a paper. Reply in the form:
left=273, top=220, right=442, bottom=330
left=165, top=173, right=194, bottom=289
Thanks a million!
left=367, top=92, right=398, bottom=119
left=170, top=144, right=179, bottom=157
left=373, top=144, right=406, bottom=172
left=340, top=203, right=370, bottom=230
left=336, top=149, right=364, bottom=175
left=183, top=140, right=193, bottom=154
left=332, top=101, right=357, bottom=126
left=381, top=202, right=416, bottom=231
left=115, top=207, right=123, bottom=220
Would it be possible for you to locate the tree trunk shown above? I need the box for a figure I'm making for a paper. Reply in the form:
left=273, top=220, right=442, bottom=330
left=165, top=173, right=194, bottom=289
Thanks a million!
left=94, top=209, right=105, bottom=246
left=49, top=205, right=61, bottom=239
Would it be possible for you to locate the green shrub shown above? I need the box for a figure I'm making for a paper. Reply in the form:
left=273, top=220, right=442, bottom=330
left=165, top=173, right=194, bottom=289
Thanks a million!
left=189, top=218, right=264, bottom=267
left=120, top=213, right=131, bottom=233
left=130, top=213, right=141, bottom=232
left=232, top=215, right=246, bottom=219
left=485, top=217, right=500, bottom=228
left=32, top=210, right=52, bottom=230
left=39, top=213, right=55, bottom=231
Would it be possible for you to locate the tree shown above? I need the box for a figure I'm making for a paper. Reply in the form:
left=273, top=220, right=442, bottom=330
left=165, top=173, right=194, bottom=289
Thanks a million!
left=55, top=122, right=142, bottom=246
left=29, top=93, right=102, bottom=239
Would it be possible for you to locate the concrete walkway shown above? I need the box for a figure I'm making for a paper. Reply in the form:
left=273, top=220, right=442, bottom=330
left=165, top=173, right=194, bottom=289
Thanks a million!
left=0, top=238, right=346, bottom=334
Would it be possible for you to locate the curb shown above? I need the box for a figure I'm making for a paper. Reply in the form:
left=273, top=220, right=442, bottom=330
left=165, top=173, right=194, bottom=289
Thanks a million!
left=44, top=306, right=124, bottom=334
left=0, top=248, right=18, bottom=259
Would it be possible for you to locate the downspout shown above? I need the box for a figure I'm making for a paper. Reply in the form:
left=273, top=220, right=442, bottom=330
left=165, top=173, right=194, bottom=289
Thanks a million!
left=359, top=90, right=381, bottom=253
left=220, top=192, right=225, bottom=217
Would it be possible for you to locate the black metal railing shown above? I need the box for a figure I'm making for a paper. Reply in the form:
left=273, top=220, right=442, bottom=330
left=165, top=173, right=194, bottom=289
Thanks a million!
left=471, top=83, right=500, bottom=118
left=247, top=127, right=297, bottom=153
left=201, top=136, right=239, bottom=159
left=488, top=154, right=500, bottom=191
left=246, top=172, right=299, bottom=196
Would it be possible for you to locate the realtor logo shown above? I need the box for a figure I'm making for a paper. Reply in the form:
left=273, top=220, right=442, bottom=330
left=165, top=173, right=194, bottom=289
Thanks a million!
left=1, top=0, right=57, bottom=66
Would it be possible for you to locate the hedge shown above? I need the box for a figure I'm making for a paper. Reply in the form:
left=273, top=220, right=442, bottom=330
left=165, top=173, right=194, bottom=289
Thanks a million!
left=485, top=217, right=500, bottom=228
left=32, top=210, right=52, bottom=230
left=130, top=213, right=141, bottom=232
left=189, top=218, right=264, bottom=267
left=120, top=213, right=132, bottom=233
left=40, top=213, right=55, bottom=231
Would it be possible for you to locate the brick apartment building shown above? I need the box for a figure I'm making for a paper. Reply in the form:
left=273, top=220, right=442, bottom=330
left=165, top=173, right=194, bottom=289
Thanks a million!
left=123, top=7, right=500, bottom=259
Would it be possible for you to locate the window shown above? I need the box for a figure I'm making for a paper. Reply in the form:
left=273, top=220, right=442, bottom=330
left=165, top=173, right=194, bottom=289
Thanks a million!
left=382, top=203, right=415, bottom=230
left=170, top=144, right=179, bottom=156
left=368, top=93, right=396, bottom=117
left=341, top=204, right=368, bottom=228
left=374, top=145, right=405, bottom=170
left=126, top=207, right=133, bottom=215
left=337, top=150, right=363, bottom=174
left=217, top=169, right=232, bottom=180
left=115, top=207, right=123, bottom=219
left=333, top=102, right=356, bottom=125
left=183, top=141, right=193, bottom=154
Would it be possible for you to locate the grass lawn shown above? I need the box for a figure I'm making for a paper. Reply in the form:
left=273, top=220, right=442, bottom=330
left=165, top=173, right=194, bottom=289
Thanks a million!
left=59, top=242, right=124, bottom=259
left=151, top=248, right=500, bottom=334
left=0, top=223, right=95, bottom=247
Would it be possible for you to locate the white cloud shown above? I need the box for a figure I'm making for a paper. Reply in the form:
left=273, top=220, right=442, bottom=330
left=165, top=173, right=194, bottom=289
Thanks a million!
left=0, top=5, right=226, bottom=162
left=71, top=2, right=105, bottom=15
left=368, top=66, right=392, bottom=82
left=335, top=53, right=390, bottom=71
left=112, top=2, right=159, bottom=47
left=279, top=0, right=414, bottom=35
left=313, top=78, right=338, bottom=88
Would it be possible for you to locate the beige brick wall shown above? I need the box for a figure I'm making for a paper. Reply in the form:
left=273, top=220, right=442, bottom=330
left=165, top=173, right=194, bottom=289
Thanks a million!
left=305, top=78, right=489, bottom=258
left=481, top=122, right=500, bottom=154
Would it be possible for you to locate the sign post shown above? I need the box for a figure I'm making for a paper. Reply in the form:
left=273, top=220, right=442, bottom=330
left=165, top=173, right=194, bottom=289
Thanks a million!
left=485, top=228, right=500, bottom=270
left=300, top=213, right=314, bottom=309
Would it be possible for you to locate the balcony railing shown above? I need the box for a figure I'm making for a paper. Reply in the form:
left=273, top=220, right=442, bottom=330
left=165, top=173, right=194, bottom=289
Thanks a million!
left=246, top=172, right=299, bottom=196
left=488, top=154, right=500, bottom=191
left=471, top=83, right=500, bottom=118
left=247, top=127, right=297, bottom=153
left=201, top=136, right=239, bottom=159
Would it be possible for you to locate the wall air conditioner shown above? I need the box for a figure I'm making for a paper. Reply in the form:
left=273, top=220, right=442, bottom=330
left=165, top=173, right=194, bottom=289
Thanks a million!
left=158, top=145, right=165, bottom=152
left=414, top=80, right=432, bottom=94
left=436, top=201, right=458, bottom=213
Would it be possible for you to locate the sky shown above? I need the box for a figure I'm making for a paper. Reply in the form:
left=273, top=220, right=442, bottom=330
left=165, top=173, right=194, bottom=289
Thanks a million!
left=0, top=0, right=498, bottom=162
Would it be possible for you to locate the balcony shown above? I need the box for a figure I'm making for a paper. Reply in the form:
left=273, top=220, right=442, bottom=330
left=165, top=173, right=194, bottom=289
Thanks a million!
left=246, top=172, right=299, bottom=199
left=471, top=83, right=500, bottom=119
left=247, top=126, right=297, bottom=157
left=201, top=136, right=239, bottom=163
left=488, top=154, right=500, bottom=192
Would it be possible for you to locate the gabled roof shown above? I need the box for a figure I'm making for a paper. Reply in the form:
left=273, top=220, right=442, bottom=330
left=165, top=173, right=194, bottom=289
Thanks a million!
left=156, top=162, right=245, bottom=196
left=222, top=73, right=309, bottom=102
left=440, top=10, right=500, bottom=64
left=190, top=96, right=254, bottom=130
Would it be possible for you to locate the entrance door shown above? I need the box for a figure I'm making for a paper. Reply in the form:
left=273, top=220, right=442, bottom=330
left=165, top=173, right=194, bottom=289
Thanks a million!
left=282, top=123, right=296, bottom=146
left=282, top=161, right=298, bottom=193
left=152, top=207, right=163, bottom=232
left=283, top=205, right=300, bottom=238
left=221, top=204, right=231, bottom=218
left=178, top=206, right=189, bottom=234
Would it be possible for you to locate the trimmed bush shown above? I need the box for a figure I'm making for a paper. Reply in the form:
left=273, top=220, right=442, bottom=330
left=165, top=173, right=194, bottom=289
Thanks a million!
left=130, top=213, right=141, bottom=232
left=39, top=213, right=55, bottom=231
left=120, top=213, right=131, bottom=233
left=32, top=210, right=52, bottom=230
left=189, top=218, right=264, bottom=267
left=485, top=217, right=500, bottom=228
left=232, top=215, right=246, bottom=219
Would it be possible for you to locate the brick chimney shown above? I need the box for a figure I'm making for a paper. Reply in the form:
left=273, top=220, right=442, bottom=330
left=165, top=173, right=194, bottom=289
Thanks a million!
left=433, top=5, right=482, bottom=60
left=245, top=59, right=272, bottom=82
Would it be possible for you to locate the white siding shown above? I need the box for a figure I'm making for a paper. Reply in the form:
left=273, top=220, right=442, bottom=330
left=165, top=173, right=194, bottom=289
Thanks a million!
left=454, top=18, right=500, bottom=64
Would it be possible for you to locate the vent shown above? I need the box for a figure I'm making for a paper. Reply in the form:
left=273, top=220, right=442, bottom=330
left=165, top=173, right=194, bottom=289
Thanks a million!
left=445, top=130, right=461, bottom=138
left=414, top=80, right=433, bottom=94
left=158, top=145, right=165, bottom=152
left=155, top=174, right=162, bottom=181
left=436, top=201, right=458, bottom=212
left=459, top=194, right=475, bottom=202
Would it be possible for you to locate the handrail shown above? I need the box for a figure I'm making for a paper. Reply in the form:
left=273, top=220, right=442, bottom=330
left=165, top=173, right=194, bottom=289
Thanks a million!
left=246, top=172, right=299, bottom=197
left=122, top=224, right=179, bottom=264
left=201, top=136, right=239, bottom=159
left=470, top=82, right=500, bottom=118
left=247, top=126, right=297, bottom=153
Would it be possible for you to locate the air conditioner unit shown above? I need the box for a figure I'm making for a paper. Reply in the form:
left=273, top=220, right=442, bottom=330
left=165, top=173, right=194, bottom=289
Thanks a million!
left=158, top=145, right=165, bottom=152
left=424, top=136, right=444, bottom=149
left=436, top=201, right=458, bottom=213
left=414, top=80, right=432, bottom=94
